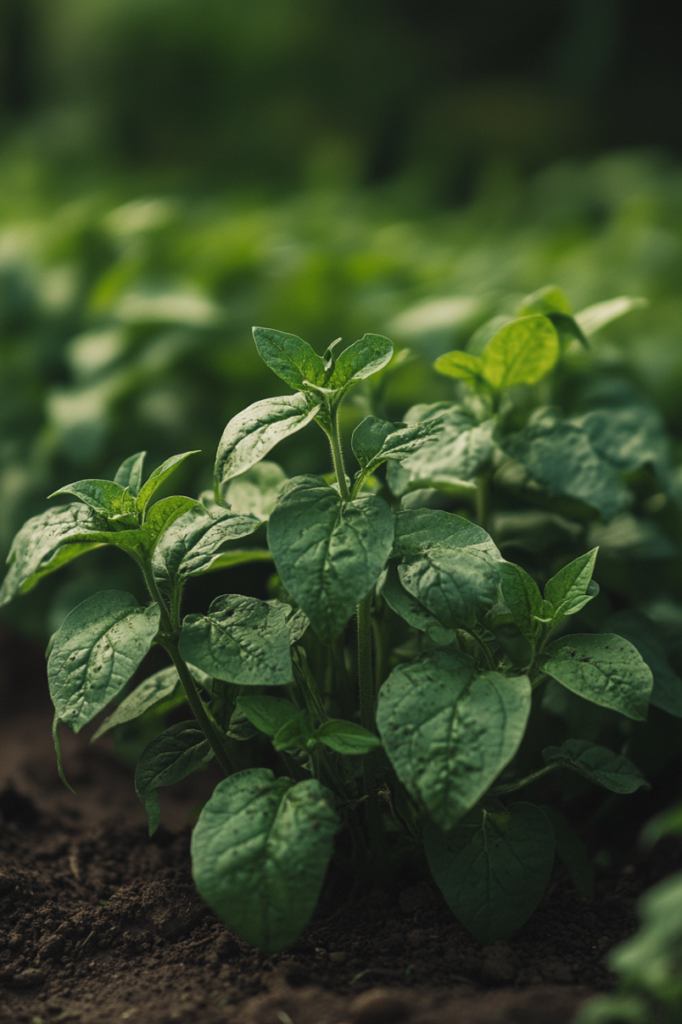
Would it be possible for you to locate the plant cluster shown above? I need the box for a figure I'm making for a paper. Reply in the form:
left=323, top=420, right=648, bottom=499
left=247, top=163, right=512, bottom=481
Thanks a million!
left=2, top=285, right=681, bottom=952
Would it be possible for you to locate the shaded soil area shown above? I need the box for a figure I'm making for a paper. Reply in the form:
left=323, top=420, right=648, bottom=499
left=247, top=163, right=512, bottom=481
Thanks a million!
left=1, top=625, right=680, bottom=1024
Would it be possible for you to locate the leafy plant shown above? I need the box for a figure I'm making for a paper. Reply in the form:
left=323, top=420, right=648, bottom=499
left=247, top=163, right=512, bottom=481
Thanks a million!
left=2, top=291, right=680, bottom=953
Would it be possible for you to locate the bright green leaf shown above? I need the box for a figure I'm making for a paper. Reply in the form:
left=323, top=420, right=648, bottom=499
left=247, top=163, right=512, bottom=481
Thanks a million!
left=499, top=561, right=544, bottom=643
left=424, top=802, right=555, bottom=944
left=518, top=284, right=572, bottom=317
left=191, top=769, right=339, bottom=951
left=140, top=496, right=198, bottom=553
left=541, top=633, right=653, bottom=721
left=377, top=650, right=531, bottom=831
left=137, top=451, right=199, bottom=513
left=316, top=719, right=382, bottom=755
left=326, top=334, right=393, bottom=388
left=49, top=479, right=138, bottom=519
left=252, top=326, right=326, bottom=391
left=267, top=475, right=394, bottom=643
left=544, top=548, right=599, bottom=623
left=433, top=350, right=486, bottom=389
left=481, top=315, right=560, bottom=390
left=113, top=451, right=146, bottom=495
left=135, top=721, right=213, bottom=835
left=543, top=739, right=649, bottom=794
left=575, top=296, right=647, bottom=337
left=48, top=591, right=161, bottom=733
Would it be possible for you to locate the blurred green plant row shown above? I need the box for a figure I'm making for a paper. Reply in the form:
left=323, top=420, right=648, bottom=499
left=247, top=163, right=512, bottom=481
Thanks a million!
left=3, top=149, right=682, bottom=635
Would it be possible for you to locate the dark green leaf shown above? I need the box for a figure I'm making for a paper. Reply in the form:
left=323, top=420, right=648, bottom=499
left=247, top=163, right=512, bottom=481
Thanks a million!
left=152, top=504, right=259, bottom=591
left=378, top=562, right=455, bottom=645
left=48, top=591, right=161, bottom=733
left=135, top=721, right=213, bottom=835
left=540, top=805, right=594, bottom=901
left=541, top=633, right=653, bottom=721
left=267, top=476, right=394, bottom=642
left=481, top=315, right=560, bottom=390
left=503, top=408, right=631, bottom=519
left=200, top=549, right=273, bottom=573
left=499, top=561, right=544, bottom=643
left=140, top=496, right=198, bottom=553
left=377, top=650, right=531, bottom=831
left=601, top=609, right=682, bottom=719
left=137, top=451, right=199, bottom=513
left=114, top=451, right=146, bottom=495
left=223, top=461, right=287, bottom=521
left=92, top=665, right=180, bottom=740
left=191, top=769, right=339, bottom=951
left=326, top=334, right=393, bottom=388
left=179, top=594, right=293, bottom=686
left=424, top=802, right=555, bottom=944
left=542, top=739, right=650, bottom=794
left=236, top=695, right=301, bottom=737
left=544, top=548, right=599, bottom=623
left=252, top=326, right=326, bottom=391
left=546, top=312, right=588, bottom=348
left=316, top=719, right=381, bottom=755
left=214, top=394, right=321, bottom=485
left=351, top=416, right=442, bottom=475
left=272, top=709, right=315, bottom=751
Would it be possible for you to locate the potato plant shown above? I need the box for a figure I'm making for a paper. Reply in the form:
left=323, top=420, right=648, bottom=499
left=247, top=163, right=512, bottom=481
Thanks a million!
left=2, top=286, right=678, bottom=952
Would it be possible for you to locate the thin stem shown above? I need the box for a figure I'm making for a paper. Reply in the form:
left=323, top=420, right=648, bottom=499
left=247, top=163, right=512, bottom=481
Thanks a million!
left=357, top=592, right=386, bottom=864
left=489, top=763, right=558, bottom=796
left=465, top=627, right=495, bottom=671
left=163, top=638, right=235, bottom=777
left=475, top=470, right=491, bottom=531
left=328, top=403, right=350, bottom=501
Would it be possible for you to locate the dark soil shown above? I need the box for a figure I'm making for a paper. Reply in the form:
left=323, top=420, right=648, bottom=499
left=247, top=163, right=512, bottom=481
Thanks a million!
left=1, top=624, right=680, bottom=1024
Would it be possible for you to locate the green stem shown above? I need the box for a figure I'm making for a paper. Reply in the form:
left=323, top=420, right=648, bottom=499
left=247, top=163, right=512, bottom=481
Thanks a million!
left=475, top=470, right=490, bottom=531
left=466, top=627, right=495, bottom=671
left=328, top=403, right=350, bottom=501
left=357, top=593, right=385, bottom=863
left=141, top=562, right=174, bottom=638
left=489, top=763, right=558, bottom=796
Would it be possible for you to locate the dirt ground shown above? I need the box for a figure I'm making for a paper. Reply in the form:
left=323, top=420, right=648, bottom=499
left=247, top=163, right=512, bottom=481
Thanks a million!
left=1, top=623, right=680, bottom=1024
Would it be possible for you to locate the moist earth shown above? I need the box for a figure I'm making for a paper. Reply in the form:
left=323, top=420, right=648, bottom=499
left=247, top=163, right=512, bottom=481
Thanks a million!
left=1, top=625, right=680, bottom=1024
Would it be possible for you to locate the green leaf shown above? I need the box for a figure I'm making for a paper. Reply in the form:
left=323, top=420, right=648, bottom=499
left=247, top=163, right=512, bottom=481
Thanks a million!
left=544, top=548, right=599, bottom=623
left=316, top=719, right=382, bottom=755
left=540, top=805, right=594, bottom=901
left=481, top=315, right=560, bottom=390
left=499, top=561, right=544, bottom=643
left=92, top=665, right=180, bottom=740
left=200, top=548, right=273, bottom=573
left=272, top=709, right=315, bottom=751
left=135, top=721, right=213, bottom=835
left=601, top=610, right=682, bottom=719
left=433, top=351, right=486, bottom=389
left=252, top=326, right=326, bottom=391
left=179, top=594, right=293, bottom=686
left=326, top=334, right=393, bottom=388
left=137, top=451, right=199, bottom=513
left=49, top=479, right=138, bottom=520
left=502, top=408, right=632, bottom=519
left=541, top=633, right=653, bottom=721
left=191, top=769, right=339, bottom=951
left=267, top=476, right=394, bottom=643
left=376, top=650, right=531, bottom=831
left=424, top=802, right=555, bottom=944
left=575, top=296, right=647, bottom=337
left=140, top=496, right=198, bottom=553
left=224, top=461, right=287, bottom=521
left=152, top=504, right=259, bottom=591
left=236, top=695, right=301, bottom=737
left=378, top=562, right=455, bottom=645
left=113, top=451, right=146, bottom=495
left=518, top=284, right=572, bottom=317
left=48, top=591, right=161, bottom=733
left=215, top=394, right=321, bottom=486
left=351, top=416, right=442, bottom=475
left=0, top=504, right=108, bottom=606
left=574, top=402, right=670, bottom=479
left=543, top=739, right=649, bottom=794
left=394, top=509, right=501, bottom=630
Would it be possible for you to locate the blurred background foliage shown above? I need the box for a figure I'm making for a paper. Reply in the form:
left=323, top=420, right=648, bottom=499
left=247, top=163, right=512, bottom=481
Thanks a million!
left=2, top=0, right=682, bottom=636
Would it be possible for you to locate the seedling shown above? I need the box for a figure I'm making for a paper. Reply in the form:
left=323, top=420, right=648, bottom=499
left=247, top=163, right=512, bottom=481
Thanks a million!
left=2, top=287, right=674, bottom=952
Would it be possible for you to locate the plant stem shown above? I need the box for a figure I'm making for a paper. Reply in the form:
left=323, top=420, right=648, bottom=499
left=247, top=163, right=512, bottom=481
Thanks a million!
left=475, top=470, right=490, bottom=531
left=466, top=627, right=495, bottom=670
left=140, top=562, right=174, bottom=637
left=357, top=592, right=386, bottom=864
left=489, top=763, right=558, bottom=796
left=328, top=403, right=350, bottom=501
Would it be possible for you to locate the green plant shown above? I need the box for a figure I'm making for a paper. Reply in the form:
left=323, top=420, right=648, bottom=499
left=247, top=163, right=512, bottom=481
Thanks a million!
left=2, top=289, right=680, bottom=953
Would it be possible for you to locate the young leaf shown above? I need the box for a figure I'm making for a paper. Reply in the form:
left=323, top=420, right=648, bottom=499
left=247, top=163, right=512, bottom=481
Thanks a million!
left=252, top=326, right=326, bottom=391
left=424, top=802, right=555, bottom=944
left=92, top=665, right=180, bottom=740
left=49, top=479, right=138, bottom=519
left=224, top=461, right=287, bottom=521
left=575, top=296, right=647, bottom=338
left=540, top=805, right=594, bottom=901
left=541, top=633, right=653, bottom=721
left=236, top=695, right=301, bottom=737
left=519, top=284, right=572, bottom=317
left=135, top=721, right=214, bottom=835
left=267, top=476, right=394, bottom=643
left=351, top=416, right=442, bottom=475
left=601, top=609, right=682, bottom=719
left=191, top=769, right=339, bottom=951
left=502, top=407, right=631, bottom=519
left=179, top=594, right=293, bottom=687
left=542, top=739, right=650, bottom=794
left=0, top=504, right=108, bottom=605
left=544, top=548, right=599, bottom=623
left=152, top=504, right=260, bottom=591
left=378, top=562, right=455, bottom=645
left=376, top=650, right=531, bottom=832
left=114, top=451, right=146, bottom=495
left=48, top=591, right=161, bottom=733
left=394, top=509, right=501, bottom=630
left=137, top=451, right=199, bottom=513
left=326, top=334, right=393, bottom=388
left=481, top=315, right=560, bottom=390
left=214, top=394, right=321, bottom=485
left=272, top=709, right=315, bottom=751
left=433, top=351, right=486, bottom=389
left=139, top=496, right=198, bottom=553
left=315, top=720, right=381, bottom=755
left=499, top=561, right=545, bottom=643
